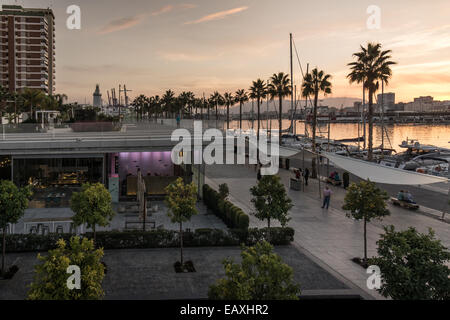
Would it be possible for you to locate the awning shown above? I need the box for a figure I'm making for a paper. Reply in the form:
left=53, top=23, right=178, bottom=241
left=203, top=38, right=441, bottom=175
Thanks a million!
left=322, top=152, right=449, bottom=185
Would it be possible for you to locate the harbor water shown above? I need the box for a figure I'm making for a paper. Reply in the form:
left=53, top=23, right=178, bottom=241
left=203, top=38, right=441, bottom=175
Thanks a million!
left=228, top=119, right=450, bottom=152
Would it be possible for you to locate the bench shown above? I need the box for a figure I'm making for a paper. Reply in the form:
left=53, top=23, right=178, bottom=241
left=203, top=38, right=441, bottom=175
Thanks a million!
left=391, top=197, right=419, bottom=210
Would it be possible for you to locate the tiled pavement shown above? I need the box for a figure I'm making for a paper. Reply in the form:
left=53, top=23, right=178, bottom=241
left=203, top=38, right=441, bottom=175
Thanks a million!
left=205, top=163, right=450, bottom=300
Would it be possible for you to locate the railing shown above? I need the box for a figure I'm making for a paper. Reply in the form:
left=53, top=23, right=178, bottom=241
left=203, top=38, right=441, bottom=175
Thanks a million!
left=0, top=118, right=276, bottom=142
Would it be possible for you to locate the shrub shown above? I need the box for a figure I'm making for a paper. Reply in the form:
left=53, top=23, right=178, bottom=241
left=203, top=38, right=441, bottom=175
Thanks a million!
left=202, top=184, right=250, bottom=231
left=4, top=227, right=294, bottom=253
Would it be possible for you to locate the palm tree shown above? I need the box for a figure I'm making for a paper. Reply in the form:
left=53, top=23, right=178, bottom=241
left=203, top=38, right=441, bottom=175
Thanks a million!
left=161, top=90, right=175, bottom=118
left=301, top=68, right=332, bottom=178
left=234, top=89, right=249, bottom=131
left=249, top=79, right=267, bottom=163
left=210, top=91, right=224, bottom=125
left=21, top=88, right=45, bottom=121
left=347, top=42, right=396, bottom=161
left=178, top=91, right=195, bottom=119
left=223, top=92, right=234, bottom=130
left=132, top=95, right=148, bottom=121
left=268, top=72, right=291, bottom=145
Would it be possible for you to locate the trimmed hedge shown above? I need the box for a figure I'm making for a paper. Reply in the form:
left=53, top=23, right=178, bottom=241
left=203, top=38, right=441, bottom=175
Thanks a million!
left=3, top=227, right=294, bottom=253
left=203, top=184, right=249, bottom=230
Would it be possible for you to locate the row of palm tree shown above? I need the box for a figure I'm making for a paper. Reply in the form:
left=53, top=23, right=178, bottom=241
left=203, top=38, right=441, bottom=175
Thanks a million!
left=130, top=41, right=394, bottom=169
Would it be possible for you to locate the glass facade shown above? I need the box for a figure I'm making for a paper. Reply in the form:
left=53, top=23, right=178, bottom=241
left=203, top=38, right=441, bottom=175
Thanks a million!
left=12, top=156, right=104, bottom=208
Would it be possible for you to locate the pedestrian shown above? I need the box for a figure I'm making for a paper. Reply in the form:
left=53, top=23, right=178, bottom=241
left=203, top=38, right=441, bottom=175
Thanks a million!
left=176, top=114, right=181, bottom=128
left=321, top=185, right=332, bottom=209
left=304, top=168, right=310, bottom=186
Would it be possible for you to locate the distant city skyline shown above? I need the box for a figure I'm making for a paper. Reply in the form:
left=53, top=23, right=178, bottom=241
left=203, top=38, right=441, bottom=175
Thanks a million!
left=3, top=0, right=450, bottom=104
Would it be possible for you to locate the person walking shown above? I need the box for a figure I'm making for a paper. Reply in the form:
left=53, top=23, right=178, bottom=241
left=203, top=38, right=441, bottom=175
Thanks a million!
left=304, top=168, right=310, bottom=186
left=321, top=185, right=332, bottom=209
left=176, top=114, right=181, bottom=128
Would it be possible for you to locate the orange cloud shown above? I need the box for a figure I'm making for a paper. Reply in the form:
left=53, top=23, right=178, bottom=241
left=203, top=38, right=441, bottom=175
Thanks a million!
left=98, top=14, right=146, bottom=35
left=151, top=3, right=197, bottom=16
left=184, top=6, right=248, bottom=25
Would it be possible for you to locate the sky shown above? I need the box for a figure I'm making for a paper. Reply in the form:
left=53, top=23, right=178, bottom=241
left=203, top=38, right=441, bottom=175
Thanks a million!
left=3, top=0, right=450, bottom=105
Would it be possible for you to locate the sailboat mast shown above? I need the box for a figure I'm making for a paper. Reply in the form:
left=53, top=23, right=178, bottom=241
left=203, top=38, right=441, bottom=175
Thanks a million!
left=290, top=33, right=294, bottom=134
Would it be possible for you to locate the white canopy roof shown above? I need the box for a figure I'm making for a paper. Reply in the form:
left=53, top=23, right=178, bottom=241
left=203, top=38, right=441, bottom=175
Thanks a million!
left=322, top=152, right=448, bottom=185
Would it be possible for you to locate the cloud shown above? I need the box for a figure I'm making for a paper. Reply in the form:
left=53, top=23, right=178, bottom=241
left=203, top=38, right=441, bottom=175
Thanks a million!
left=159, top=52, right=217, bottom=62
left=98, top=14, right=146, bottom=35
left=151, top=3, right=197, bottom=16
left=184, top=6, right=248, bottom=25
left=151, top=5, right=174, bottom=16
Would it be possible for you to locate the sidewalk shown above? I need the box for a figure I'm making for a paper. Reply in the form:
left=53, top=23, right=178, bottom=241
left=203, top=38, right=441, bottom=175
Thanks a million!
left=205, top=164, right=450, bottom=300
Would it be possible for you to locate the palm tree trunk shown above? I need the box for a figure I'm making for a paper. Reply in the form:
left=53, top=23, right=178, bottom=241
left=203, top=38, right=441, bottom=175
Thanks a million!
left=311, top=91, right=319, bottom=178
left=257, top=98, right=261, bottom=163
left=368, top=89, right=374, bottom=161
left=239, top=102, right=242, bottom=130
left=278, top=95, right=282, bottom=145
left=226, top=104, right=230, bottom=130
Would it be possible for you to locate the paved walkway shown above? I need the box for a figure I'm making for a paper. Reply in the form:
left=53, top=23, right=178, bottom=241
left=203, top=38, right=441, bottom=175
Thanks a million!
left=11, top=201, right=226, bottom=235
left=206, top=164, right=450, bottom=300
left=0, top=246, right=357, bottom=300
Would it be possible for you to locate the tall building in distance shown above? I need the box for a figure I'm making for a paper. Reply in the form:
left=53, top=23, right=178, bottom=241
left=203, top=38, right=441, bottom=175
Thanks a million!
left=377, top=92, right=395, bottom=112
left=93, top=84, right=102, bottom=107
left=0, top=5, right=55, bottom=94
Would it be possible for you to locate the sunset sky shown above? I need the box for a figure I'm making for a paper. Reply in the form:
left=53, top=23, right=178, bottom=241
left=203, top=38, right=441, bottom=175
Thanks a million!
left=4, top=0, right=450, bottom=104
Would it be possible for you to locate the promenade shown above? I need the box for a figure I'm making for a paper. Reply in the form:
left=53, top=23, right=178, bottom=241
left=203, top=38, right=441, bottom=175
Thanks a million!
left=205, top=163, right=450, bottom=299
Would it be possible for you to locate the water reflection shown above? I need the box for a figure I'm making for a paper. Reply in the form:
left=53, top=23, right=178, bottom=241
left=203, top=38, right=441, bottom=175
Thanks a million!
left=228, top=120, right=450, bottom=152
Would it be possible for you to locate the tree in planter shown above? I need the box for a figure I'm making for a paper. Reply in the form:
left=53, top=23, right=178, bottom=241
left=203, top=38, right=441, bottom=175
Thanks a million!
left=218, top=183, right=229, bottom=201
left=250, top=175, right=293, bottom=242
left=0, top=180, right=32, bottom=276
left=165, top=177, right=198, bottom=268
left=342, top=180, right=389, bottom=264
left=28, top=236, right=105, bottom=300
left=209, top=241, right=300, bottom=300
left=370, top=226, right=449, bottom=300
left=70, top=183, right=114, bottom=244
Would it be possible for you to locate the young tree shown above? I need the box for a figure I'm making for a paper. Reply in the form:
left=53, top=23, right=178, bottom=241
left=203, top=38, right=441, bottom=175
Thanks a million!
left=371, top=226, right=450, bottom=300
left=28, top=236, right=105, bottom=300
left=209, top=241, right=300, bottom=300
left=342, top=180, right=390, bottom=263
left=70, top=183, right=115, bottom=244
left=0, top=180, right=32, bottom=275
left=165, top=177, right=198, bottom=266
left=250, top=175, right=293, bottom=241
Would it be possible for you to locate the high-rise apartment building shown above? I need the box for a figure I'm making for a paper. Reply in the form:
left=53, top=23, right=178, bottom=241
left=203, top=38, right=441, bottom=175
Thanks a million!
left=0, top=5, right=55, bottom=95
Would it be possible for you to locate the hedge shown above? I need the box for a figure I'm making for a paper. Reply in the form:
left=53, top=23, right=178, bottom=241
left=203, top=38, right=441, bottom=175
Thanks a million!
left=2, top=227, right=294, bottom=253
left=203, top=184, right=249, bottom=230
